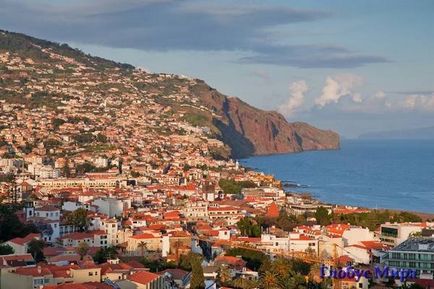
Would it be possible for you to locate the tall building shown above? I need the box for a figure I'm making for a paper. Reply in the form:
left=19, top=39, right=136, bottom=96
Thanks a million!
left=381, top=238, right=434, bottom=279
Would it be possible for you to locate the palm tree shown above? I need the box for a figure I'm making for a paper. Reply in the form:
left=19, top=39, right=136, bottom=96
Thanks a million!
left=260, top=271, right=278, bottom=289
left=218, top=265, right=231, bottom=285
left=233, top=277, right=258, bottom=289
left=137, top=241, right=148, bottom=257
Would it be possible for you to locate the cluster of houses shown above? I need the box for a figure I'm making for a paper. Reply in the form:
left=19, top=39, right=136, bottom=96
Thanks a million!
left=1, top=41, right=434, bottom=289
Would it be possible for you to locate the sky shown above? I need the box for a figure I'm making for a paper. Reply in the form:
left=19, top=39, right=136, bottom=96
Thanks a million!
left=1, top=0, right=434, bottom=138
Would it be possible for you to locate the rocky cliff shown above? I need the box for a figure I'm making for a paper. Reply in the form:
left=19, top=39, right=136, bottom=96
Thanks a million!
left=190, top=80, right=340, bottom=157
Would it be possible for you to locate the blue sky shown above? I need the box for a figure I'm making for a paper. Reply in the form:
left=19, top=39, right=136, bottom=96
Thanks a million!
left=1, top=0, right=434, bottom=137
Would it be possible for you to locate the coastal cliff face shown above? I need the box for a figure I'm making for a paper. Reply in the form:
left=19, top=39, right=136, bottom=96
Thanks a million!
left=190, top=81, right=340, bottom=158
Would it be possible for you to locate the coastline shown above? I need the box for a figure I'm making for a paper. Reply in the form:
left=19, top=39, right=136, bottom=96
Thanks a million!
left=239, top=139, right=434, bottom=218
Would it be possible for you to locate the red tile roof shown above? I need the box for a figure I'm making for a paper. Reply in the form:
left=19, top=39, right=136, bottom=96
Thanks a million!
left=7, top=233, right=40, bottom=246
left=266, top=202, right=279, bottom=218
left=131, top=233, right=158, bottom=239
left=128, top=271, right=160, bottom=285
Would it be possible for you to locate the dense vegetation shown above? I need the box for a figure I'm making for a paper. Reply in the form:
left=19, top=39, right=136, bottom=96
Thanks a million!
left=226, top=247, right=268, bottom=271
left=183, top=113, right=209, bottom=127
left=223, top=249, right=326, bottom=289
left=333, top=210, right=422, bottom=231
left=0, top=204, right=39, bottom=242
left=237, top=217, right=261, bottom=237
left=0, top=29, right=134, bottom=70
left=218, top=179, right=256, bottom=195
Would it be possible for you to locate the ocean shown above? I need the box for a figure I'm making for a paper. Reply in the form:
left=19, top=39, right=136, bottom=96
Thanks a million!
left=240, top=139, right=434, bottom=213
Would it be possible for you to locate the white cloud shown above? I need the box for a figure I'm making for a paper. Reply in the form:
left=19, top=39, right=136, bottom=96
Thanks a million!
left=315, top=73, right=363, bottom=107
left=278, top=80, right=308, bottom=116
left=399, top=94, right=434, bottom=111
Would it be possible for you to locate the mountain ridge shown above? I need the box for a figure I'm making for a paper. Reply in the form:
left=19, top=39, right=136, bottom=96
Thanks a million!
left=0, top=29, right=340, bottom=158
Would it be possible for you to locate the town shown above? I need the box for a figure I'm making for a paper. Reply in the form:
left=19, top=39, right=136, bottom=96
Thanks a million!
left=0, top=30, right=434, bottom=289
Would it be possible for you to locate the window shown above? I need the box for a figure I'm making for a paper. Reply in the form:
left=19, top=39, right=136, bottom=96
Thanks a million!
left=381, top=227, right=398, bottom=237
left=89, top=272, right=94, bottom=276
left=358, top=283, right=363, bottom=288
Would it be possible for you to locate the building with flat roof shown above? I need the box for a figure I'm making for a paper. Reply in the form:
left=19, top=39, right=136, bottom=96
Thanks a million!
left=379, top=223, right=424, bottom=246
left=381, top=238, right=434, bottom=279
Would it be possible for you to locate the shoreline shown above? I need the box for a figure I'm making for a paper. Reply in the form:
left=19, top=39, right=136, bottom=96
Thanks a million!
left=239, top=140, right=434, bottom=218
left=285, top=190, right=434, bottom=220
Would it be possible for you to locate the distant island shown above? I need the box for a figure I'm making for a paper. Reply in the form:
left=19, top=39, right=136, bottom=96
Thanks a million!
left=359, top=126, right=434, bottom=139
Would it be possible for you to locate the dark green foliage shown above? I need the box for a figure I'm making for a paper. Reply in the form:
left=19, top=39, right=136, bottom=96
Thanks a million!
left=178, top=254, right=193, bottom=271
left=0, top=173, right=14, bottom=183
left=189, top=253, right=205, bottom=289
left=183, top=113, right=208, bottom=127
left=255, top=210, right=299, bottom=232
left=140, top=257, right=177, bottom=272
left=52, top=118, right=65, bottom=129
left=218, top=179, right=256, bottom=194
left=0, top=29, right=134, bottom=70
left=67, top=116, right=92, bottom=125
left=334, top=210, right=422, bottom=231
left=275, top=210, right=298, bottom=231
left=0, top=243, right=14, bottom=255
left=2, top=151, right=16, bottom=159
left=315, top=207, right=332, bottom=226
left=401, top=283, right=424, bottom=289
left=130, top=171, right=141, bottom=178
left=27, top=239, right=45, bottom=263
left=43, top=138, right=62, bottom=149
left=183, top=164, right=192, bottom=172
left=75, top=162, right=97, bottom=175
left=237, top=217, right=261, bottom=237
left=0, top=138, right=8, bottom=147
left=73, top=133, right=95, bottom=144
left=226, top=248, right=268, bottom=271
left=65, top=208, right=89, bottom=232
left=258, top=257, right=313, bottom=289
left=96, top=133, right=108, bottom=143
left=20, top=143, right=34, bottom=154
left=0, top=204, right=39, bottom=242
left=93, top=246, right=119, bottom=264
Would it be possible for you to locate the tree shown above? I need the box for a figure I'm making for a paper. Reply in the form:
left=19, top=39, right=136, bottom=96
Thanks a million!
left=237, top=217, right=261, bottom=237
left=75, top=162, right=97, bottom=175
left=258, top=258, right=309, bottom=289
left=77, top=242, right=90, bottom=260
left=227, top=248, right=268, bottom=271
left=315, top=207, right=332, bottom=226
left=138, top=241, right=148, bottom=257
left=27, top=239, right=45, bottom=263
left=0, top=204, right=39, bottom=242
left=276, top=210, right=297, bottom=232
left=218, top=265, right=231, bottom=286
left=232, top=277, right=258, bottom=289
left=93, top=246, right=118, bottom=264
left=66, top=208, right=89, bottom=232
left=401, top=283, right=424, bottom=289
left=189, top=253, right=205, bottom=289
left=218, top=179, right=257, bottom=195
left=260, top=271, right=278, bottom=289
left=0, top=243, right=14, bottom=255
